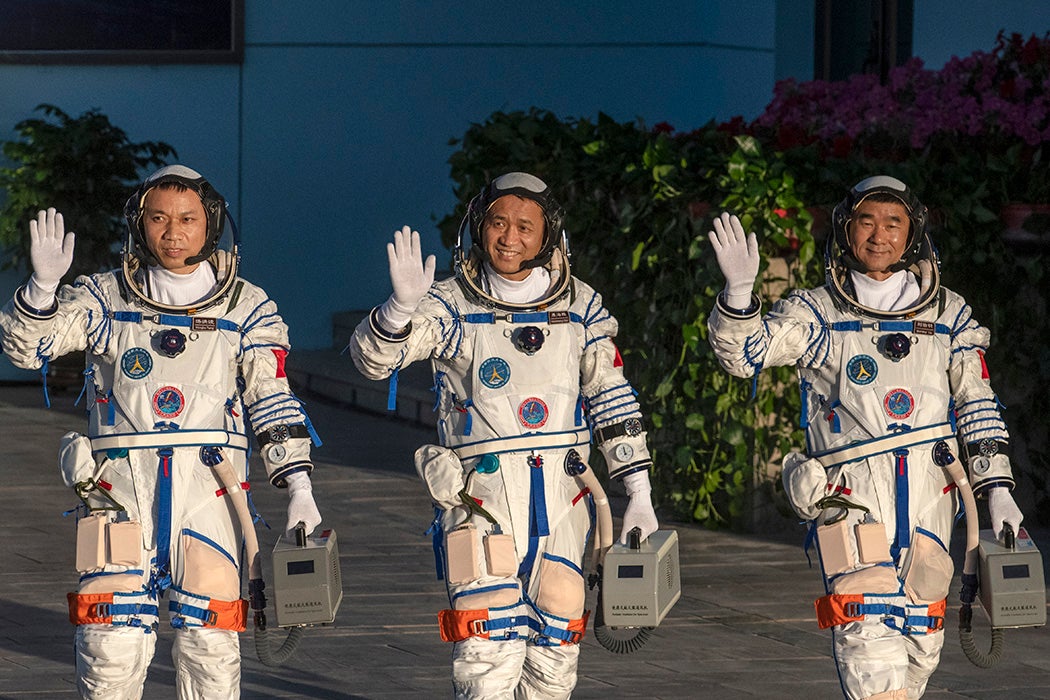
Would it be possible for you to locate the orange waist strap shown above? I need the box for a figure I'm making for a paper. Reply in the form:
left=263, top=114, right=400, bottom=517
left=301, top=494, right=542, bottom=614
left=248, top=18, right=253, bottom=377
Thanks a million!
left=68, top=592, right=113, bottom=626
left=815, top=594, right=946, bottom=632
left=206, top=598, right=248, bottom=632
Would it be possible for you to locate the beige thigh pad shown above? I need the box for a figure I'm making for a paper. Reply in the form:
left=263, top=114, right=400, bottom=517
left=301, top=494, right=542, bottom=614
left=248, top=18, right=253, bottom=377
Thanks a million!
left=179, top=534, right=240, bottom=601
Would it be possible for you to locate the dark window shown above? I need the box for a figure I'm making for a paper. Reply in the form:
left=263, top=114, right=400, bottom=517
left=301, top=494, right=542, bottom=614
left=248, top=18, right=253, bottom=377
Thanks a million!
left=814, top=0, right=913, bottom=82
left=1001, top=564, right=1030, bottom=580
left=0, top=0, right=243, bottom=64
left=287, top=560, right=316, bottom=576
left=617, top=565, right=645, bottom=579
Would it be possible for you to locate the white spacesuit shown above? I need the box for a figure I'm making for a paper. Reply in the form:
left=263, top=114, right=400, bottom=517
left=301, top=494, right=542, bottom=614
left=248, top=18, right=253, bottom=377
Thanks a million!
left=706, top=177, right=1024, bottom=699
left=349, top=172, right=657, bottom=699
left=0, top=166, right=321, bottom=699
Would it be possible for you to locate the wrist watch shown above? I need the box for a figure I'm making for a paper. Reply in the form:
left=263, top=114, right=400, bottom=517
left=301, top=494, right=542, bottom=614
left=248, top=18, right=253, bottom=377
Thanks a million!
left=594, top=417, right=643, bottom=444
left=256, top=424, right=311, bottom=448
left=966, top=439, right=1009, bottom=460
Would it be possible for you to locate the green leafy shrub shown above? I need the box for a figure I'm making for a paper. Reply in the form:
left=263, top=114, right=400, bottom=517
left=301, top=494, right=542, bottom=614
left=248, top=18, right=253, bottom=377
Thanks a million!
left=440, top=68, right=1050, bottom=529
left=0, top=104, right=176, bottom=282
left=438, top=109, right=820, bottom=529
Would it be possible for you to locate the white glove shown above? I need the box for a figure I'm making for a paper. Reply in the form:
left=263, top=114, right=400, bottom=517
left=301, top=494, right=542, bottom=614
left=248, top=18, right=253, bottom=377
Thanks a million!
left=708, top=212, right=759, bottom=310
left=285, top=471, right=322, bottom=538
left=26, top=208, right=76, bottom=308
left=619, top=470, right=659, bottom=544
left=376, top=225, right=436, bottom=331
left=988, top=487, right=1024, bottom=541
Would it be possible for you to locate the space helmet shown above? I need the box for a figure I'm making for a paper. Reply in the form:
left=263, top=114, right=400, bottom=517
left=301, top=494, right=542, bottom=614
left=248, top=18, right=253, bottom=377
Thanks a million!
left=826, top=175, right=940, bottom=317
left=454, top=172, right=573, bottom=309
left=121, top=165, right=240, bottom=312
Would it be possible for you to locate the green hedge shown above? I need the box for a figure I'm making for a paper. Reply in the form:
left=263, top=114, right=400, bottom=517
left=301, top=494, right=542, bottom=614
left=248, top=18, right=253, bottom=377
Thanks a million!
left=438, top=106, right=1049, bottom=531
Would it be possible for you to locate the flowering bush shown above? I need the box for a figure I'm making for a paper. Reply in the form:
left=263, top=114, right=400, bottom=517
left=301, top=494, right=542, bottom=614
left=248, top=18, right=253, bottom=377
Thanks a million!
left=755, top=31, right=1050, bottom=153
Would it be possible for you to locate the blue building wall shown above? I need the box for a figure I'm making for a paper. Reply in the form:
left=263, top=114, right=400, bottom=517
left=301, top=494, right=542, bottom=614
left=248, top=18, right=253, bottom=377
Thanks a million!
left=0, top=1, right=1046, bottom=381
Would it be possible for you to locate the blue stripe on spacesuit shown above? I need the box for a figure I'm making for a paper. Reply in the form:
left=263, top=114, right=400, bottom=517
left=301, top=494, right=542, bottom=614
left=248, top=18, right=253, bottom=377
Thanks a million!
left=799, top=378, right=812, bottom=430
left=242, top=342, right=289, bottom=356
left=246, top=392, right=308, bottom=426
left=104, top=390, right=115, bottom=425
left=82, top=278, right=114, bottom=355
left=426, top=507, right=445, bottom=580
left=792, top=293, right=832, bottom=368
left=451, top=583, right=519, bottom=605
left=517, top=460, right=550, bottom=578
left=461, top=398, right=473, bottom=435
left=479, top=606, right=528, bottom=640
left=542, top=552, right=583, bottom=576
left=742, top=332, right=767, bottom=372
left=437, top=315, right=463, bottom=358
left=582, top=290, right=604, bottom=324
left=429, top=290, right=465, bottom=359
left=462, top=311, right=584, bottom=325
left=79, top=569, right=146, bottom=585
left=914, top=526, right=947, bottom=551
left=181, top=528, right=237, bottom=566
left=588, top=383, right=640, bottom=424
left=168, top=600, right=213, bottom=628
left=826, top=400, right=842, bottom=432
left=949, top=303, right=975, bottom=337
left=585, top=307, right=612, bottom=327
left=950, top=343, right=988, bottom=358
left=387, top=368, right=399, bottom=411
left=156, top=448, right=174, bottom=579
left=831, top=320, right=951, bottom=335
left=531, top=461, right=549, bottom=537
left=242, top=301, right=281, bottom=332
left=583, top=334, right=608, bottom=349
left=956, top=398, right=1008, bottom=441
left=106, top=601, right=161, bottom=623
left=892, top=449, right=910, bottom=559
left=849, top=602, right=941, bottom=634
left=111, top=311, right=240, bottom=333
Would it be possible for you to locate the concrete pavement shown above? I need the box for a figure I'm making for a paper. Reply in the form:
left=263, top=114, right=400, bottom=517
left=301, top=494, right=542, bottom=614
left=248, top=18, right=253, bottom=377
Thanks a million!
left=0, top=377, right=1048, bottom=700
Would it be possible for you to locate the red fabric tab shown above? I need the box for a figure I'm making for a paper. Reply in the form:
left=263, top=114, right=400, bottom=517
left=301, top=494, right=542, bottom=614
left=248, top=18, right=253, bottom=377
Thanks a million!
left=272, top=348, right=288, bottom=378
left=215, top=482, right=250, bottom=498
left=977, top=349, right=989, bottom=379
left=612, top=345, right=623, bottom=368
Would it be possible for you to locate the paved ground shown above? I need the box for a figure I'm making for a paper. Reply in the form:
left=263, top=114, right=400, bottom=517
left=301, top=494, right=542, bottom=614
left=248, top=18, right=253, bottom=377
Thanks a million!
left=0, top=377, right=1047, bottom=700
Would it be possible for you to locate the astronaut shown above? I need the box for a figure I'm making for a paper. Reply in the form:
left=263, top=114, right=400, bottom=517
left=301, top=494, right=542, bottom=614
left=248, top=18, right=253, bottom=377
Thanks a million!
left=348, top=172, right=658, bottom=699
left=0, top=165, right=322, bottom=699
left=706, top=176, right=1025, bottom=699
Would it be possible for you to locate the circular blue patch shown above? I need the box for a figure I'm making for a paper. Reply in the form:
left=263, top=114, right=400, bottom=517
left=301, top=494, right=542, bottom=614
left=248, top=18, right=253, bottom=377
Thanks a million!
left=518, top=397, right=549, bottom=428
left=846, top=354, right=878, bottom=385
left=884, top=388, right=915, bottom=419
left=478, top=357, right=511, bottom=389
left=152, top=386, right=185, bottom=418
left=121, top=347, right=153, bottom=380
